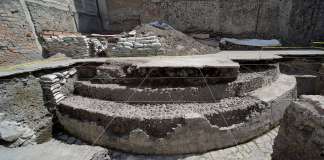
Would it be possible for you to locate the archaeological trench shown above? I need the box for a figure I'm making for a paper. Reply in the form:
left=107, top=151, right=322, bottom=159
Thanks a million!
left=1, top=0, right=324, bottom=160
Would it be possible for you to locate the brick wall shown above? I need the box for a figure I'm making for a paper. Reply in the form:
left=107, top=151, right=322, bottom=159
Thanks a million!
left=26, top=1, right=77, bottom=33
left=0, top=0, right=41, bottom=66
left=0, top=0, right=103, bottom=66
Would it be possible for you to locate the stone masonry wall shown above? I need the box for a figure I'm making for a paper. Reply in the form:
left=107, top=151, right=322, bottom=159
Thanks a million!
left=0, top=0, right=42, bottom=66
left=0, top=0, right=102, bottom=66
left=26, top=0, right=77, bottom=33
left=100, top=0, right=324, bottom=44
left=288, top=0, right=324, bottom=44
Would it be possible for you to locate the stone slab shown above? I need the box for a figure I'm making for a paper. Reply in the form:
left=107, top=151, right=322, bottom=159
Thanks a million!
left=216, top=50, right=324, bottom=61
left=216, top=51, right=282, bottom=61
left=134, top=56, right=239, bottom=68
left=1, top=50, right=324, bottom=78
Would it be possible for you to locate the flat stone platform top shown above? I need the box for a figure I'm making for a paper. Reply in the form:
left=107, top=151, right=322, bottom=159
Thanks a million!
left=1, top=50, right=324, bottom=78
left=93, top=56, right=240, bottom=86
left=216, top=51, right=282, bottom=61
left=216, top=50, right=324, bottom=61
left=133, top=56, right=239, bottom=68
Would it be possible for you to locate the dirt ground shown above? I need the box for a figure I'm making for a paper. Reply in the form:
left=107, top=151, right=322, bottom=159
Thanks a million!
left=134, top=24, right=220, bottom=56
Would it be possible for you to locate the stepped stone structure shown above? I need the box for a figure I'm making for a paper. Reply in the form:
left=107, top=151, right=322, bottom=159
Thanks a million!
left=37, top=55, right=298, bottom=155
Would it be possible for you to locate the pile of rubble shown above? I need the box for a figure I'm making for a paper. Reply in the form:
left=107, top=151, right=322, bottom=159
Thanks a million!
left=106, top=23, right=219, bottom=57
left=111, top=35, right=162, bottom=56
left=41, top=31, right=108, bottom=59
left=0, top=113, right=36, bottom=148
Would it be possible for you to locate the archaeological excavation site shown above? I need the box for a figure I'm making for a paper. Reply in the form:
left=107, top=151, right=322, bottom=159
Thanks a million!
left=1, top=0, right=324, bottom=160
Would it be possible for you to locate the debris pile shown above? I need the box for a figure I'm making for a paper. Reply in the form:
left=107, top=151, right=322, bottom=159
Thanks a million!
left=107, top=23, right=219, bottom=57
left=41, top=31, right=108, bottom=58
left=0, top=113, right=36, bottom=148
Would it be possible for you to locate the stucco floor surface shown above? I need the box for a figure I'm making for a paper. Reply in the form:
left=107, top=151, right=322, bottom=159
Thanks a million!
left=111, top=127, right=279, bottom=160
left=0, top=139, right=109, bottom=160
left=0, top=127, right=277, bottom=160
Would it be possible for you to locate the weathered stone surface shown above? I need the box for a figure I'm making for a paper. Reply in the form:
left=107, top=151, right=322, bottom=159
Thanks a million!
left=1, top=50, right=322, bottom=78
left=0, top=140, right=110, bottom=160
left=272, top=95, right=324, bottom=160
left=26, top=1, right=77, bottom=33
left=39, top=68, right=78, bottom=113
left=0, top=120, right=36, bottom=147
left=57, top=74, right=296, bottom=154
left=99, top=0, right=324, bottom=44
left=42, top=35, right=90, bottom=58
left=0, top=113, right=5, bottom=122
left=76, top=65, right=279, bottom=103
left=0, top=75, right=52, bottom=143
left=91, top=56, right=240, bottom=86
left=0, top=0, right=42, bottom=66
left=111, top=127, right=279, bottom=160
left=0, top=121, right=26, bottom=142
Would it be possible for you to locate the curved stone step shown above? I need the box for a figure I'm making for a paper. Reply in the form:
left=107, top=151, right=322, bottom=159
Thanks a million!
left=57, top=74, right=296, bottom=155
left=75, top=65, right=279, bottom=103
left=91, top=56, right=240, bottom=86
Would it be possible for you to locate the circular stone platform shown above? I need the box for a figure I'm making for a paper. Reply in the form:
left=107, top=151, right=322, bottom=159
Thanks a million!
left=57, top=73, right=296, bottom=154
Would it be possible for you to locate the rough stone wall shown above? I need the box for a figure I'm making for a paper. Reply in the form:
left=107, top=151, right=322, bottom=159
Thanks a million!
left=288, top=0, right=324, bottom=44
left=42, top=34, right=90, bottom=58
left=100, top=0, right=286, bottom=37
left=0, top=0, right=102, bottom=66
left=272, top=95, right=324, bottom=160
left=0, top=0, right=42, bottom=66
left=25, top=0, right=77, bottom=33
left=0, top=75, right=52, bottom=143
left=40, top=68, right=77, bottom=113
left=100, top=0, right=323, bottom=44
left=25, top=0, right=103, bottom=33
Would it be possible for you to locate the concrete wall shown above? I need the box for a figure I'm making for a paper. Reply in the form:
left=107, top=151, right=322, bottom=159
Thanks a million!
left=74, top=0, right=103, bottom=33
left=99, top=0, right=324, bottom=44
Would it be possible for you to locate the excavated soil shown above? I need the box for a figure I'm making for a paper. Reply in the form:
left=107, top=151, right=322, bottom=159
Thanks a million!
left=133, top=24, right=220, bottom=56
